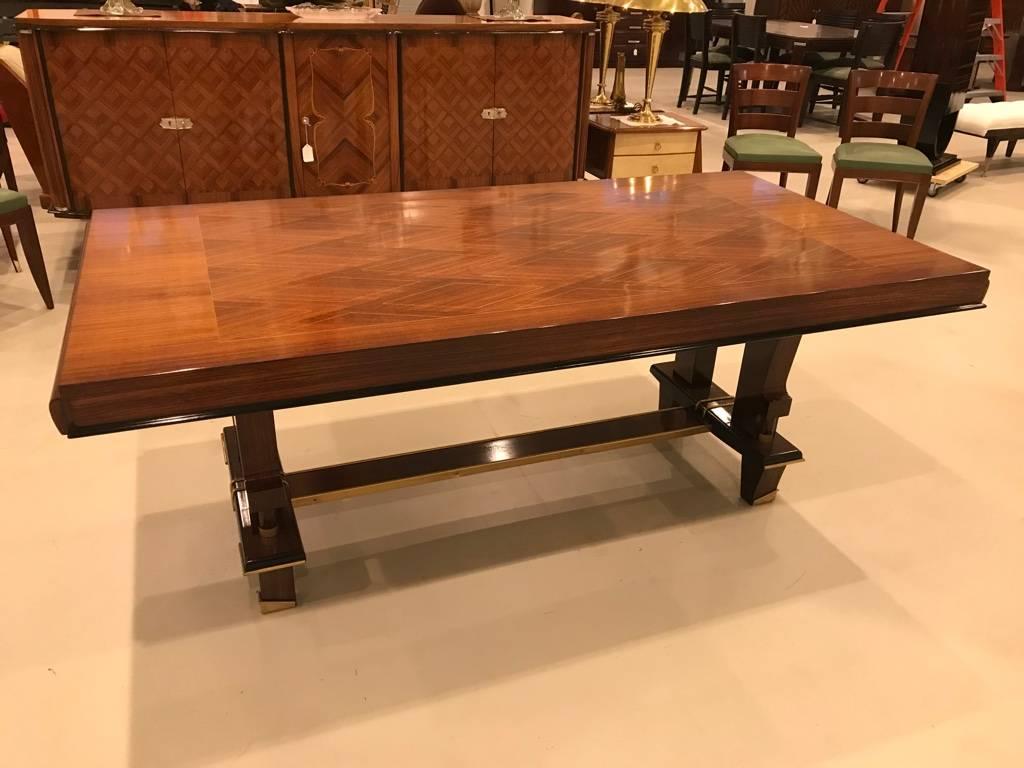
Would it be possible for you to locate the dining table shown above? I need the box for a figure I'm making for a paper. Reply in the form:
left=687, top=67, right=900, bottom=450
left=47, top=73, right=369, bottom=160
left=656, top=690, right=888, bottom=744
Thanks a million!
left=712, top=18, right=858, bottom=65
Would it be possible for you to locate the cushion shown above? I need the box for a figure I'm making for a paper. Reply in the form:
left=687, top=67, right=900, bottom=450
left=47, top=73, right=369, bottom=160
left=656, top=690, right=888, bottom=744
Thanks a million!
left=956, top=101, right=1024, bottom=137
left=863, top=56, right=886, bottom=70
left=807, top=50, right=845, bottom=68
left=725, top=134, right=822, bottom=165
left=834, top=142, right=932, bottom=175
left=691, top=50, right=732, bottom=67
left=816, top=65, right=852, bottom=82
left=0, top=189, right=28, bottom=215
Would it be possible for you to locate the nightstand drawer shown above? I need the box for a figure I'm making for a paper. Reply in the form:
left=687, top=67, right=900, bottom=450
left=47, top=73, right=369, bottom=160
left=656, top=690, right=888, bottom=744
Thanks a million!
left=614, top=131, right=698, bottom=156
left=610, top=153, right=695, bottom=178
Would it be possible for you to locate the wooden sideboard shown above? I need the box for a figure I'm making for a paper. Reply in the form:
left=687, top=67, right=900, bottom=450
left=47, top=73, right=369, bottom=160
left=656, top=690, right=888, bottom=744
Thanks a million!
left=15, top=10, right=595, bottom=214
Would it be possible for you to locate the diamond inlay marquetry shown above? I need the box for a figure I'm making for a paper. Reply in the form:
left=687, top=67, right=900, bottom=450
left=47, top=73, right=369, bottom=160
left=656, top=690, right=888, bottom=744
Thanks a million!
left=43, top=30, right=187, bottom=211
left=401, top=35, right=495, bottom=191
left=166, top=33, right=291, bottom=203
left=292, top=34, right=393, bottom=195
left=493, top=35, right=581, bottom=186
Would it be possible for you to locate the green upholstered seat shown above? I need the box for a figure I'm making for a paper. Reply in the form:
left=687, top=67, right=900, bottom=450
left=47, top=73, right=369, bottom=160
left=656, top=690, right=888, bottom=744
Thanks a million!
left=690, top=50, right=732, bottom=67
left=725, top=134, right=822, bottom=165
left=863, top=56, right=886, bottom=69
left=816, top=65, right=852, bottom=82
left=834, top=142, right=932, bottom=175
left=0, top=189, right=28, bottom=215
left=807, top=50, right=845, bottom=68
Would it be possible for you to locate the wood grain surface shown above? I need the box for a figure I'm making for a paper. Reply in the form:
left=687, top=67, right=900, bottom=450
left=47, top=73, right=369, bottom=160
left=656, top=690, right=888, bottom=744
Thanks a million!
left=166, top=32, right=291, bottom=203
left=50, top=173, right=989, bottom=435
left=292, top=33, right=394, bottom=195
left=43, top=30, right=188, bottom=210
left=15, top=9, right=593, bottom=34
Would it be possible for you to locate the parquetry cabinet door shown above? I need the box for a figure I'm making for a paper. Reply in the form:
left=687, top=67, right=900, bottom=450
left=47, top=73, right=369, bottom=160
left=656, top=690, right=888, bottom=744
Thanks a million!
left=400, top=34, right=495, bottom=191
left=42, top=30, right=187, bottom=211
left=290, top=33, right=396, bottom=195
left=493, top=34, right=583, bottom=186
left=165, top=32, right=291, bottom=204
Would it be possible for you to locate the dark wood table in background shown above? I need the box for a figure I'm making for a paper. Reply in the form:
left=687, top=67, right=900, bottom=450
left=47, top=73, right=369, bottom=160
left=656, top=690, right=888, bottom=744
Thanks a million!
left=712, top=19, right=858, bottom=64
left=50, top=173, right=989, bottom=612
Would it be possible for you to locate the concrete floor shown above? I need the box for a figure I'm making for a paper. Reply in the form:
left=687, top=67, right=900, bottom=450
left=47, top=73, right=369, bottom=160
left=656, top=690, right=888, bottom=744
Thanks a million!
left=2, top=70, right=1022, bottom=767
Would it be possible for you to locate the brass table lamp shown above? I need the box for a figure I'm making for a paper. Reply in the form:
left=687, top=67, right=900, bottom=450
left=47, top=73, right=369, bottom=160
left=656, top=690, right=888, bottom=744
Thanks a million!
left=620, top=0, right=707, bottom=124
left=573, top=1, right=625, bottom=112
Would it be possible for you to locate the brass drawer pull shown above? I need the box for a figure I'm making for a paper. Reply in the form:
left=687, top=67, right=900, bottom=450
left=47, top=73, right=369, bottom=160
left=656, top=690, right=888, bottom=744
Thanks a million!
left=654, top=141, right=662, bottom=151
left=481, top=107, right=508, bottom=120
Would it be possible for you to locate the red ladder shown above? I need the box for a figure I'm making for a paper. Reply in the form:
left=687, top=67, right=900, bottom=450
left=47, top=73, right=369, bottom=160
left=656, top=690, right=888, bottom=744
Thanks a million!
left=988, top=0, right=1007, bottom=94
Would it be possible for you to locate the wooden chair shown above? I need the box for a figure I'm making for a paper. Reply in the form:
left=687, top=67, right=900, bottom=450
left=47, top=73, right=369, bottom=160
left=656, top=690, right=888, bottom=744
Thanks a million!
left=804, top=20, right=904, bottom=123
left=721, top=13, right=769, bottom=119
left=825, top=69, right=938, bottom=240
left=677, top=11, right=747, bottom=114
left=0, top=125, right=18, bottom=273
left=722, top=63, right=822, bottom=199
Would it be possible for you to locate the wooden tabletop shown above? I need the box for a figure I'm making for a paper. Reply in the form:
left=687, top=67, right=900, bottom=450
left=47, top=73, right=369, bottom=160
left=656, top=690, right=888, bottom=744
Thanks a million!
left=15, top=9, right=594, bottom=33
left=51, top=173, right=988, bottom=435
left=589, top=111, right=708, bottom=134
left=713, top=18, right=858, bottom=44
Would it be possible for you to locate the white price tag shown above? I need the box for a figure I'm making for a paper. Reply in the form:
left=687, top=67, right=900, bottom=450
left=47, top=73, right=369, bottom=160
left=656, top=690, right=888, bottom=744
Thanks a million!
left=302, top=143, right=314, bottom=163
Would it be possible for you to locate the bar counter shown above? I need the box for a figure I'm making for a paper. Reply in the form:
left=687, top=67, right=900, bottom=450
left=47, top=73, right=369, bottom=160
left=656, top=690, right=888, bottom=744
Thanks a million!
left=16, top=10, right=595, bottom=213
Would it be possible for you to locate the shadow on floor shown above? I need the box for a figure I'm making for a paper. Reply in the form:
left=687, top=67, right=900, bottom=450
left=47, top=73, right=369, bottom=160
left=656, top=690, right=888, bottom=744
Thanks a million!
left=127, top=378, right=868, bottom=767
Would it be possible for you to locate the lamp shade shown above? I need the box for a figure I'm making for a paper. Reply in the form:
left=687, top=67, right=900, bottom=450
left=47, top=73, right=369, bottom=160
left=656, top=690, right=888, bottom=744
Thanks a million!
left=571, top=0, right=708, bottom=11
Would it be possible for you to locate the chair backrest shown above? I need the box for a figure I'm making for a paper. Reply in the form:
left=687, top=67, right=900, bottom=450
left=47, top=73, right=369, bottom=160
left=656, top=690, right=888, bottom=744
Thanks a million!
left=871, top=11, right=911, bottom=23
left=814, top=9, right=861, bottom=29
left=852, top=20, right=904, bottom=67
left=684, top=11, right=714, bottom=50
left=839, top=69, right=938, bottom=146
left=727, top=62, right=812, bottom=138
left=732, top=13, right=768, bottom=62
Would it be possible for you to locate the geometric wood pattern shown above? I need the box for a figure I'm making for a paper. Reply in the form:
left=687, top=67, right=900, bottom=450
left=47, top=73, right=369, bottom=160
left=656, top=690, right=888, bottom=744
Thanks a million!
left=52, top=173, right=989, bottom=433
left=493, top=34, right=581, bottom=186
left=42, top=30, right=187, bottom=211
left=291, top=33, right=393, bottom=195
left=400, top=35, right=496, bottom=191
left=166, top=32, right=291, bottom=204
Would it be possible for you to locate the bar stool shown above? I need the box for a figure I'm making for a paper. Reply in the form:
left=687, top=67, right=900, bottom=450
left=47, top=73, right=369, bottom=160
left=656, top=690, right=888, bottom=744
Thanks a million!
left=0, top=188, right=53, bottom=308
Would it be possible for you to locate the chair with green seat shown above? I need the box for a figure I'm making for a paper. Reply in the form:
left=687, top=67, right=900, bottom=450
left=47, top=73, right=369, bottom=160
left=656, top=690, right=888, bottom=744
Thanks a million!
left=804, top=20, right=903, bottom=123
left=677, top=11, right=748, bottom=114
left=0, top=189, right=53, bottom=308
left=722, top=63, right=822, bottom=199
left=825, top=69, right=938, bottom=240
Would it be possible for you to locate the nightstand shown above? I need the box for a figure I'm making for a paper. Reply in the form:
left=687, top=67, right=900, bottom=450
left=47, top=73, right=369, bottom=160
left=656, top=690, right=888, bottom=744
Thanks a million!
left=586, top=111, right=707, bottom=179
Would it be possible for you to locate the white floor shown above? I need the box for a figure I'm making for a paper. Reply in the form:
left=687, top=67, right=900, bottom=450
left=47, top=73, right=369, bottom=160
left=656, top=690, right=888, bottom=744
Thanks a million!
left=2, top=70, right=1023, bottom=767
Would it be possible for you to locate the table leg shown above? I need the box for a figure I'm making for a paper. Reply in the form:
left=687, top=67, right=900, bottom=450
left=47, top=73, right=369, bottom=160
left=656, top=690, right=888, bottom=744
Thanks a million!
left=658, top=346, right=718, bottom=408
left=732, top=336, right=801, bottom=505
left=231, top=411, right=302, bottom=613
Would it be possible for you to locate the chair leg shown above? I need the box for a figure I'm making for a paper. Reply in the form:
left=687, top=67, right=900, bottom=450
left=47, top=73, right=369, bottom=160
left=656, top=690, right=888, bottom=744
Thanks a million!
left=714, top=69, right=725, bottom=105
left=906, top=180, right=929, bottom=241
left=678, top=63, right=693, bottom=108
left=805, top=164, right=821, bottom=200
left=779, top=172, right=788, bottom=188
left=892, top=183, right=904, bottom=233
left=721, top=74, right=731, bottom=120
left=693, top=67, right=709, bottom=114
left=826, top=172, right=844, bottom=208
left=722, top=160, right=730, bottom=172
left=801, top=82, right=819, bottom=127
left=13, top=206, right=53, bottom=309
left=2, top=224, right=18, bottom=272
left=1008, top=139, right=1018, bottom=158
